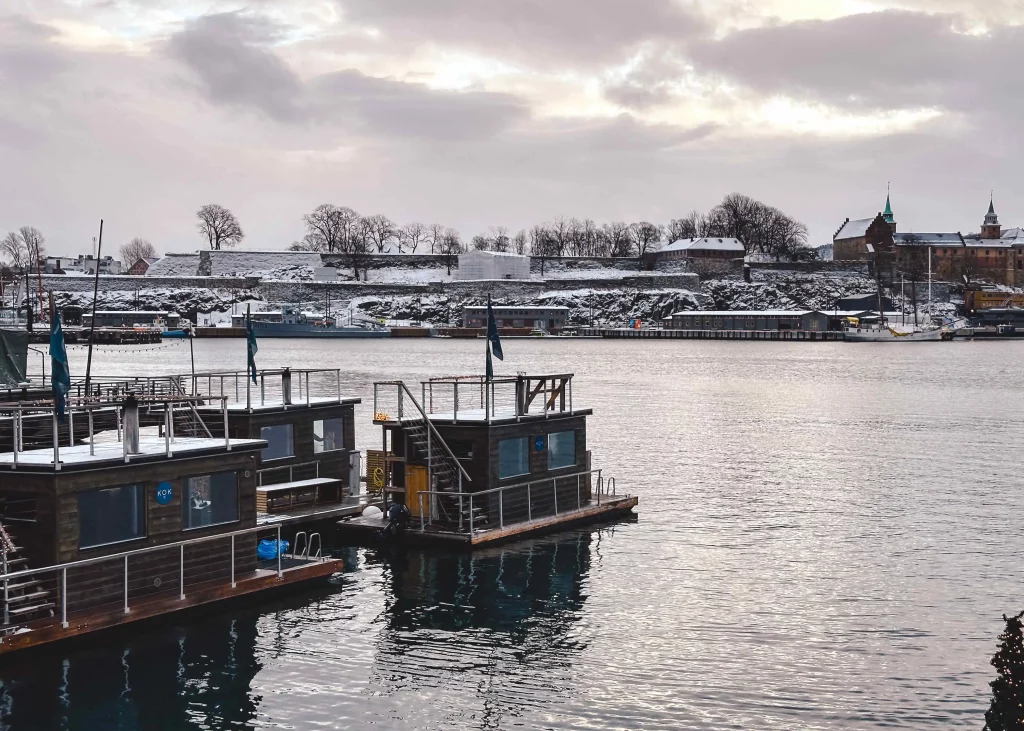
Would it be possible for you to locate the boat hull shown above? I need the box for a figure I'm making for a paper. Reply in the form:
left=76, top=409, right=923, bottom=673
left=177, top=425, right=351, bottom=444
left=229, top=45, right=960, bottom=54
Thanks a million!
left=844, top=328, right=945, bottom=342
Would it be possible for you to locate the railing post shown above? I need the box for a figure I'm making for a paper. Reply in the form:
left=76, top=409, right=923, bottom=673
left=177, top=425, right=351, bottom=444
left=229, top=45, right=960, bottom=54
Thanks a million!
left=88, top=408, right=95, bottom=456
left=419, top=492, right=425, bottom=532
left=577, top=473, right=581, bottom=510
left=68, top=408, right=74, bottom=447
left=260, top=374, right=265, bottom=406
left=499, top=488, right=504, bottom=529
left=527, top=484, right=532, bottom=522
left=230, top=535, right=236, bottom=588
left=2, top=547, right=7, bottom=625
left=373, top=383, right=378, bottom=418
left=179, top=544, right=185, bottom=600
left=12, top=412, right=18, bottom=468
left=61, top=567, right=68, bottom=628
left=336, top=370, right=341, bottom=402
left=553, top=479, right=558, bottom=515
left=398, top=387, right=403, bottom=420
left=223, top=398, right=231, bottom=450
left=52, top=411, right=60, bottom=471
left=454, top=383, right=459, bottom=424
left=277, top=526, right=283, bottom=578
left=469, top=494, right=474, bottom=535
left=123, top=555, right=130, bottom=614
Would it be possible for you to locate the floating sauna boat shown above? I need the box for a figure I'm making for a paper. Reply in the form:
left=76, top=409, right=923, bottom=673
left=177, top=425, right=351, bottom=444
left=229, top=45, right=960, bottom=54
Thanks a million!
left=339, top=372, right=638, bottom=547
left=188, top=367, right=374, bottom=531
left=0, top=382, right=343, bottom=657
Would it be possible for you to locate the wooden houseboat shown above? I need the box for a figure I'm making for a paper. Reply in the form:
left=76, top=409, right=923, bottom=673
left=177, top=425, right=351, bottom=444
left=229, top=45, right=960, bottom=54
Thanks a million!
left=189, top=367, right=374, bottom=533
left=0, top=386, right=342, bottom=657
left=338, top=372, right=637, bottom=547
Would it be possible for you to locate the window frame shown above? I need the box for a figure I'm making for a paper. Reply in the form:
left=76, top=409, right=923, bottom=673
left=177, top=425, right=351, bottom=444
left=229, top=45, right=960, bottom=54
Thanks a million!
left=182, top=471, right=240, bottom=532
left=313, top=417, right=346, bottom=454
left=547, top=430, right=577, bottom=471
left=497, top=437, right=531, bottom=480
left=260, top=423, right=295, bottom=462
left=78, top=484, right=147, bottom=550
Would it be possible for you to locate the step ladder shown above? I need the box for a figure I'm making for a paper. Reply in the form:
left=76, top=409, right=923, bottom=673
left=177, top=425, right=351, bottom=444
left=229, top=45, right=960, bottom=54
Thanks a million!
left=0, top=522, right=54, bottom=631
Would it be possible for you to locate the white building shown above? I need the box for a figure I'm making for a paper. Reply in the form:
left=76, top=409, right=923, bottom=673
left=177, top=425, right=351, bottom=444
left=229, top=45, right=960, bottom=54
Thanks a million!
left=45, top=254, right=122, bottom=275
left=652, top=238, right=746, bottom=261
left=457, top=250, right=531, bottom=280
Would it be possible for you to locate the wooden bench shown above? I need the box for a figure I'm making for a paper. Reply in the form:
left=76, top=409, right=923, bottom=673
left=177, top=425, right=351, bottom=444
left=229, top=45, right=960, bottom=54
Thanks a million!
left=256, top=477, right=342, bottom=514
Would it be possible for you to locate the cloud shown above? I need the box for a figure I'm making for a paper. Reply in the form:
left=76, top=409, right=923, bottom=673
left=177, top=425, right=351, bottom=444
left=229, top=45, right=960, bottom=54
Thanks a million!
left=165, top=11, right=530, bottom=139
left=335, top=0, right=708, bottom=67
left=686, top=11, right=1024, bottom=113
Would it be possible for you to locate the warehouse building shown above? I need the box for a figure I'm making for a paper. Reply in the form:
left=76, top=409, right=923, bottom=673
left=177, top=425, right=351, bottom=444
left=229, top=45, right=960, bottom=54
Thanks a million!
left=462, top=306, right=569, bottom=332
left=457, top=250, right=531, bottom=280
left=664, top=310, right=830, bottom=332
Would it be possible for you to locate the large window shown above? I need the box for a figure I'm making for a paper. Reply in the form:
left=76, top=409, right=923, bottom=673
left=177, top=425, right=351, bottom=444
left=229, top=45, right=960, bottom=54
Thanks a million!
left=313, top=418, right=344, bottom=454
left=79, top=485, right=146, bottom=549
left=548, top=431, right=577, bottom=470
left=498, top=437, right=530, bottom=479
left=183, top=472, right=239, bottom=530
left=261, top=424, right=294, bottom=461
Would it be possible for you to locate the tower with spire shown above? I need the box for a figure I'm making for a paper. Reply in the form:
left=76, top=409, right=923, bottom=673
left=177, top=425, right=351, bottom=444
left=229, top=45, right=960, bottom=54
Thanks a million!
left=982, top=193, right=1001, bottom=240
left=882, top=185, right=897, bottom=233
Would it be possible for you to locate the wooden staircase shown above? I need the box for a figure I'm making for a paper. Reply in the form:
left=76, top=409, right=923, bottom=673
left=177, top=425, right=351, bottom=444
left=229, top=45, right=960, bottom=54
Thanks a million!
left=0, top=522, right=54, bottom=631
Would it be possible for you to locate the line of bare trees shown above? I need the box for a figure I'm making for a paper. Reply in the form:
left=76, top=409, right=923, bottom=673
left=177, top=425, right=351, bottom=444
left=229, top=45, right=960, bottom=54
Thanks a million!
left=289, top=193, right=809, bottom=277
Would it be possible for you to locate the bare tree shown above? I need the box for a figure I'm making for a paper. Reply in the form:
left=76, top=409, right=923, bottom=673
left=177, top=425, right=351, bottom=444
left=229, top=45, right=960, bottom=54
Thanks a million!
left=427, top=223, right=445, bottom=254
left=629, top=222, right=662, bottom=265
left=490, top=226, right=510, bottom=253
left=603, top=221, right=633, bottom=258
left=399, top=222, right=428, bottom=254
left=439, top=228, right=463, bottom=275
left=667, top=216, right=699, bottom=243
left=0, top=232, right=26, bottom=270
left=472, top=234, right=491, bottom=251
left=16, top=227, right=45, bottom=318
left=196, top=204, right=244, bottom=249
left=512, top=229, right=529, bottom=256
left=363, top=214, right=397, bottom=253
left=301, top=204, right=348, bottom=254
left=120, top=238, right=156, bottom=266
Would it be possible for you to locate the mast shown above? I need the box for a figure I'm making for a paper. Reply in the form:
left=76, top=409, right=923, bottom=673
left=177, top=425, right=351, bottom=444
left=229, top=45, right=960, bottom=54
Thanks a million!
left=84, top=219, right=103, bottom=395
left=928, top=246, right=932, bottom=324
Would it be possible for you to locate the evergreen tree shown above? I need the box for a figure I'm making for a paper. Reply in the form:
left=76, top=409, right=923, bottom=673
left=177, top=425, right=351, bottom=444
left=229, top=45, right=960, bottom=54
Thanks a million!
left=985, top=611, right=1024, bottom=731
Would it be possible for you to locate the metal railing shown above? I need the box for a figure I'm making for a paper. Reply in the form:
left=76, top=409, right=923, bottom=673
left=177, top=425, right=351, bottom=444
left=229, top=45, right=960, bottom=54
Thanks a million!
left=0, top=524, right=313, bottom=630
left=372, top=381, right=472, bottom=487
left=414, top=469, right=618, bottom=536
left=257, top=459, right=321, bottom=486
left=0, top=394, right=231, bottom=471
left=185, top=368, right=345, bottom=409
left=417, top=373, right=575, bottom=423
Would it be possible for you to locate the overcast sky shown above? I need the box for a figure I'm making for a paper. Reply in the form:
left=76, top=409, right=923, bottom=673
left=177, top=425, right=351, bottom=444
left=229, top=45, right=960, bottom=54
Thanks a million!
left=0, top=0, right=1020, bottom=255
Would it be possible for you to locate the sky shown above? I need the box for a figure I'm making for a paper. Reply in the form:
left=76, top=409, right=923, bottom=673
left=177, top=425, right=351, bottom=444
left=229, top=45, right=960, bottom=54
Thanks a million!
left=0, top=0, right=1021, bottom=255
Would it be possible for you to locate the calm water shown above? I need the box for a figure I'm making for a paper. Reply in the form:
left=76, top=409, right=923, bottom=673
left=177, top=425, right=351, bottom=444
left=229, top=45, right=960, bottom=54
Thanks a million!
left=2, top=337, right=1022, bottom=730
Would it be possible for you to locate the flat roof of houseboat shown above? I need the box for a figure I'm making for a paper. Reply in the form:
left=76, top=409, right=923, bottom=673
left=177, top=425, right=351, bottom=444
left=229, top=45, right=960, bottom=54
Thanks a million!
left=378, top=407, right=592, bottom=425
left=0, top=437, right=265, bottom=471
left=197, top=396, right=361, bottom=413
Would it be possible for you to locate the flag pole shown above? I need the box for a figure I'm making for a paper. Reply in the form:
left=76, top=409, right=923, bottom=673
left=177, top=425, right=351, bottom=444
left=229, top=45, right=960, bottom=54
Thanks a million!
left=83, top=219, right=103, bottom=396
left=246, top=306, right=251, bottom=412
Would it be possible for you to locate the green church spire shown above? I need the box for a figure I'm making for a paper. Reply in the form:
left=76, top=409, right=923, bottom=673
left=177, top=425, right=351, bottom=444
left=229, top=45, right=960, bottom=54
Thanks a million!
left=883, top=184, right=895, bottom=224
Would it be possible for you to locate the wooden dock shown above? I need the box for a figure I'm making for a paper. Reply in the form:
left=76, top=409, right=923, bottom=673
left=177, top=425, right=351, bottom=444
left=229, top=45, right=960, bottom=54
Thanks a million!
left=337, top=495, right=638, bottom=548
left=0, top=557, right=341, bottom=657
left=582, top=328, right=844, bottom=341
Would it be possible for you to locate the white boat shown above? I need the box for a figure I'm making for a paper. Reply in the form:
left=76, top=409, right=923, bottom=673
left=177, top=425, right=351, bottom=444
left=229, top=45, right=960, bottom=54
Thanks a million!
left=844, top=323, right=946, bottom=342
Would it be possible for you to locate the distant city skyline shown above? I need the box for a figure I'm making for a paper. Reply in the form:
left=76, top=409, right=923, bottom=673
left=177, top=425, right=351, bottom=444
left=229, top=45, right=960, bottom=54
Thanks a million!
left=0, top=1, right=1020, bottom=255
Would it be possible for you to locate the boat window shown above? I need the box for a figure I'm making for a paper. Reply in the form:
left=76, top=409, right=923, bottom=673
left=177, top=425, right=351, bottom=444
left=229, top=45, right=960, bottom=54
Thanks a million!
left=498, top=437, right=530, bottom=479
left=548, top=430, right=576, bottom=470
left=313, top=418, right=345, bottom=453
left=261, top=424, right=294, bottom=461
left=78, top=484, right=146, bottom=549
left=183, top=472, right=238, bottom=530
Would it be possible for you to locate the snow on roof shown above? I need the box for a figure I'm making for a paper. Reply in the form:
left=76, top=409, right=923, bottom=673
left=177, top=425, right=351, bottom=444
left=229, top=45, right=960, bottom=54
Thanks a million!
left=660, top=237, right=745, bottom=253
left=894, top=232, right=964, bottom=245
left=965, top=239, right=1013, bottom=248
left=463, top=306, right=570, bottom=312
left=667, top=310, right=822, bottom=318
left=834, top=218, right=874, bottom=241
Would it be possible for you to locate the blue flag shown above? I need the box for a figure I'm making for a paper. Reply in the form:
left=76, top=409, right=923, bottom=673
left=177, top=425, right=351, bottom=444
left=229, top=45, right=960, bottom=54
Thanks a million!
left=486, top=297, right=503, bottom=361
left=50, top=311, right=70, bottom=420
left=246, top=306, right=258, bottom=384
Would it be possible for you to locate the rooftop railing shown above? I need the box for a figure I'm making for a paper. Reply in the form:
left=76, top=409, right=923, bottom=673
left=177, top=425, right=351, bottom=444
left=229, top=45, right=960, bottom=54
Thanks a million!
left=413, top=373, right=576, bottom=423
left=186, top=368, right=346, bottom=409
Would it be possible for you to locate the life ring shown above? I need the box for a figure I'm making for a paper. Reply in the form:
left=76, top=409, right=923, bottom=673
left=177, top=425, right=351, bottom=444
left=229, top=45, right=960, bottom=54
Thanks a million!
left=372, top=467, right=385, bottom=487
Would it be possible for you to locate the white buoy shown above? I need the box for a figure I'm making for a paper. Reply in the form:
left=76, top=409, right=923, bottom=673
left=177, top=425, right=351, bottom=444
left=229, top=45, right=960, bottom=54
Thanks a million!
left=362, top=506, right=382, bottom=518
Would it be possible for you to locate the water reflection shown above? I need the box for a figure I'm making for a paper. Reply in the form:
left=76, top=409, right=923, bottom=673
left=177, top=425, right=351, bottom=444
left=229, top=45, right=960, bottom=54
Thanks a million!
left=361, top=531, right=594, bottom=729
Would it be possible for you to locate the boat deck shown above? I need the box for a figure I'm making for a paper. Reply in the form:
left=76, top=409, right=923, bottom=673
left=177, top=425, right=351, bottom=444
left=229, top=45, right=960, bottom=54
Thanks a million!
left=256, top=494, right=377, bottom=527
left=337, top=495, right=638, bottom=548
left=0, top=556, right=341, bottom=657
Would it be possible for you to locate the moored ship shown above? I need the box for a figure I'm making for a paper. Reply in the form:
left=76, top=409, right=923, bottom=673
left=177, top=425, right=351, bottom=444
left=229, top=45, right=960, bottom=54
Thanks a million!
left=230, top=307, right=389, bottom=338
